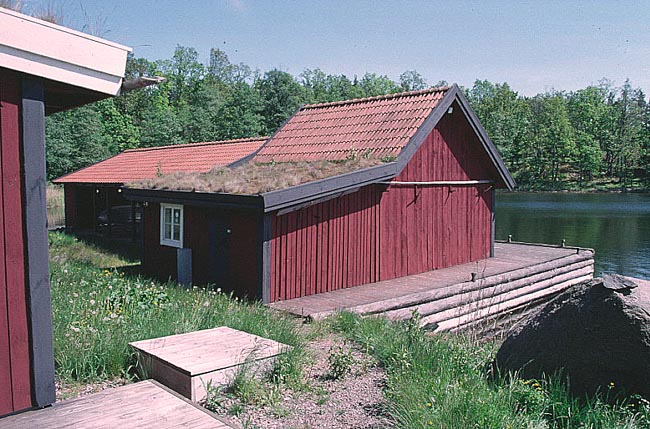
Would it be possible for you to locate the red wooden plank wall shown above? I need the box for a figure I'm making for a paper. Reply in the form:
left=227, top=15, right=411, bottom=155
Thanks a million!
left=142, top=204, right=177, bottom=280
left=0, top=70, right=33, bottom=414
left=143, top=204, right=260, bottom=298
left=270, top=186, right=381, bottom=301
left=269, top=108, right=495, bottom=302
left=379, top=107, right=493, bottom=279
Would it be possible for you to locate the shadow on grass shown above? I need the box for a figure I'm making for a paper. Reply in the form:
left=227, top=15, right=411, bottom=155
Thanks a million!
left=70, top=230, right=142, bottom=264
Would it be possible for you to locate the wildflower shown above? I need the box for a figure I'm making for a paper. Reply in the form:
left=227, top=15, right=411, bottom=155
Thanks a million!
left=203, top=301, right=210, bottom=307
left=216, top=288, right=222, bottom=293
left=102, top=317, right=110, bottom=322
left=70, top=326, right=80, bottom=333
left=89, top=299, right=96, bottom=306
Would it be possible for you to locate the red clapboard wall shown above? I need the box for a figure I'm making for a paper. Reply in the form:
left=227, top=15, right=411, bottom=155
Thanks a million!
left=269, top=105, right=495, bottom=302
left=142, top=203, right=260, bottom=298
left=0, top=70, right=33, bottom=415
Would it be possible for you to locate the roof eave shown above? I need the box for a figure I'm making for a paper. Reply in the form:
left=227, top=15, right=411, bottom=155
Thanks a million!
left=0, top=8, right=131, bottom=109
left=394, top=84, right=516, bottom=191
left=122, top=188, right=264, bottom=210
left=454, top=88, right=517, bottom=190
left=261, top=162, right=398, bottom=212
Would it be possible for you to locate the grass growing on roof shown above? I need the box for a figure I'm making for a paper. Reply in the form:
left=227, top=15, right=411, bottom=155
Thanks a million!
left=129, top=158, right=384, bottom=194
left=49, top=232, right=303, bottom=386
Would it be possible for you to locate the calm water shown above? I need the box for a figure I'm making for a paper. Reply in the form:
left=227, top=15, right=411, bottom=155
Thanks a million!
left=495, top=192, right=650, bottom=280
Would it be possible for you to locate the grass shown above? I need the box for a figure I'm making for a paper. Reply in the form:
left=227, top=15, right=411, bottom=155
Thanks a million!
left=46, top=184, right=65, bottom=228
left=49, top=233, right=650, bottom=427
left=130, top=158, right=384, bottom=194
left=49, top=232, right=304, bottom=386
left=328, top=312, right=650, bottom=429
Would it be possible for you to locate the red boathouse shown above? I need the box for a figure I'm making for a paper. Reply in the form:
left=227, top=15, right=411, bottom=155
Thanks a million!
left=123, top=85, right=515, bottom=303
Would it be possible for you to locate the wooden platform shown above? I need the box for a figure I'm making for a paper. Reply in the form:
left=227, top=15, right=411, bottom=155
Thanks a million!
left=0, top=380, right=233, bottom=428
left=269, top=242, right=595, bottom=332
left=130, top=327, right=291, bottom=402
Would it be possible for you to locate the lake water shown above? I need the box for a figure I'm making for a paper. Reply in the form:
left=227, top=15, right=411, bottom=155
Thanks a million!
left=495, top=192, right=650, bottom=280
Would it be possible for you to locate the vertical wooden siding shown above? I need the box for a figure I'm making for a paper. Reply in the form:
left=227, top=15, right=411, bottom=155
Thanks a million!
left=142, top=204, right=260, bottom=298
left=270, top=108, right=494, bottom=302
left=0, top=70, right=32, bottom=415
left=379, top=107, right=494, bottom=279
left=270, top=186, right=381, bottom=302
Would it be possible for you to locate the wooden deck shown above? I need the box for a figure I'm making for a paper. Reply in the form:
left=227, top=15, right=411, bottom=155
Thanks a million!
left=269, top=242, right=594, bottom=331
left=130, top=327, right=291, bottom=402
left=1, top=380, right=233, bottom=429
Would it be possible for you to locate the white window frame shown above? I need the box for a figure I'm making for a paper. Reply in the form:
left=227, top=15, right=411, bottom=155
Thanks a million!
left=160, top=203, right=184, bottom=248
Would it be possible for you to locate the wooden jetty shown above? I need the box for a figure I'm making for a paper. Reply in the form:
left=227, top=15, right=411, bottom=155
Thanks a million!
left=269, top=242, right=594, bottom=332
left=0, top=380, right=233, bottom=428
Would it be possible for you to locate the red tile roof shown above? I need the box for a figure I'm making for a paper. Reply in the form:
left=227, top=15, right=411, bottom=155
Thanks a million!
left=253, top=87, right=449, bottom=163
left=54, top=137, right=267, bottom=184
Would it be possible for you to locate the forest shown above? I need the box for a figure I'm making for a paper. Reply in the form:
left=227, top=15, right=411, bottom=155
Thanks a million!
left=46, top=46, right=650, bottom=191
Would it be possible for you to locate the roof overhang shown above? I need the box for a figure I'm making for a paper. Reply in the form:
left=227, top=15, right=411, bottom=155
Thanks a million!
left=123, top=188, right=264, bottom=211
left=0, top=8, right=131, bottom=113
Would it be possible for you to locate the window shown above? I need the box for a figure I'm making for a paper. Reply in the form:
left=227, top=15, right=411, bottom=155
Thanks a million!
left=160, top=204, right=183, bottom=248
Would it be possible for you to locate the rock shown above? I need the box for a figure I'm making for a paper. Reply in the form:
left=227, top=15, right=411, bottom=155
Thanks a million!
left=492, top=276, right=650, bottom=398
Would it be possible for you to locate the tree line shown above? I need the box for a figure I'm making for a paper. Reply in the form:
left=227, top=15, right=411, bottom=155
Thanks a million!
left=46, top=46, right=650, bottom=190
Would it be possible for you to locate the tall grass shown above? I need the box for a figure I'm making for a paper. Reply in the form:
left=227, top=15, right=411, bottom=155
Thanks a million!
left=46, top=185, right=65, bottom=228
left=49, top=232, right=303, bottom=384
left=330, top=312, right=650, bottom=429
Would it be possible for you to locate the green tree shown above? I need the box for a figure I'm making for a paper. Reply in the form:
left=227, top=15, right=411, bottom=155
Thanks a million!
left=466, top=80, right=534, bottom=188
left=566, top=86, right=610, bottom=185
left=255, top=69, right=305, bottom=134
left=399, top=70, right=428, bottom=91
left=45, top=106, right=111, bottom=180
left=527, top=93, right=576, bottom=187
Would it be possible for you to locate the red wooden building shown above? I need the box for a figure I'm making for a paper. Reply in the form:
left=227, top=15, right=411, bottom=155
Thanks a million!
left=124, top=85, right=515, bottom=303
left=54, top=137, right=266, bottom=235
left=0, top=8, right=130, bottom=417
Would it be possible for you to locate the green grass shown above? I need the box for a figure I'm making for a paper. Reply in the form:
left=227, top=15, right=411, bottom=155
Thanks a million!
left=328, top=312, right=650, bottom=429
left=49, top=232, right=650, bottom=427
left=49, top=232, right=303, bottom=385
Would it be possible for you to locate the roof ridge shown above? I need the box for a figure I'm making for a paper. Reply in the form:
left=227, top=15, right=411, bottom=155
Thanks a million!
left=124, top=136, right=268, bottom=153
left=302, top=86, right=450, bottom=110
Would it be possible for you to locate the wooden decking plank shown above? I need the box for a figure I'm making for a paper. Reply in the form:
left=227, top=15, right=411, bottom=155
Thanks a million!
left=0, top=380, right=233, bottom=428
left=268, top=243, right=590, bottom=318
left=130, top=327, right=289, bottom=376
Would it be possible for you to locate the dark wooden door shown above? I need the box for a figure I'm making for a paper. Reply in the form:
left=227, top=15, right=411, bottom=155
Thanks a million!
left=208, top=212, right=231, bottom=291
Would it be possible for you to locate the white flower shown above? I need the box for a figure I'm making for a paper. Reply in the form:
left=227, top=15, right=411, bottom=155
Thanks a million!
left=70, top=326, right=80, bottom=333
left=89, top=299, right=96, bottom=306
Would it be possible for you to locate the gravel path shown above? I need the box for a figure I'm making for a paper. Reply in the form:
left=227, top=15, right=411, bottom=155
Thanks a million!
left=215, top=334, right=393, bottom=429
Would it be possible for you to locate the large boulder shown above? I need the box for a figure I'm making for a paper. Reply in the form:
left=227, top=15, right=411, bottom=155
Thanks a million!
left=493, top=275, right=650, bottom=398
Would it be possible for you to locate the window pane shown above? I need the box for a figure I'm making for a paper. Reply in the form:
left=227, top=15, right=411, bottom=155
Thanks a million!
left=164, top=207, right=172, bottom=222
left=173, top=209, right=181, bottom=224
left=164, top=223, right=172, bottom=239
left=173, top=224, right=181, bottom=241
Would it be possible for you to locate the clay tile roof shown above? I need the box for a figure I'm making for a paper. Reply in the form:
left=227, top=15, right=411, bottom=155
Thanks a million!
left=253, top=87, right=449, bottom=163
left=54, top=137, right=268, bottom=184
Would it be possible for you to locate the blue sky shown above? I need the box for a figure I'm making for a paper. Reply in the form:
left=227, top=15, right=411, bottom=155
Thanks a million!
left=24, top=0, right=650, bottom=96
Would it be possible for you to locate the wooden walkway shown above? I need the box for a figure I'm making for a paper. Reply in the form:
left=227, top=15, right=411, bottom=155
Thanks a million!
left=269, top=242, right=593, bottom=326
left=1, top=380, right=234, bottom=429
